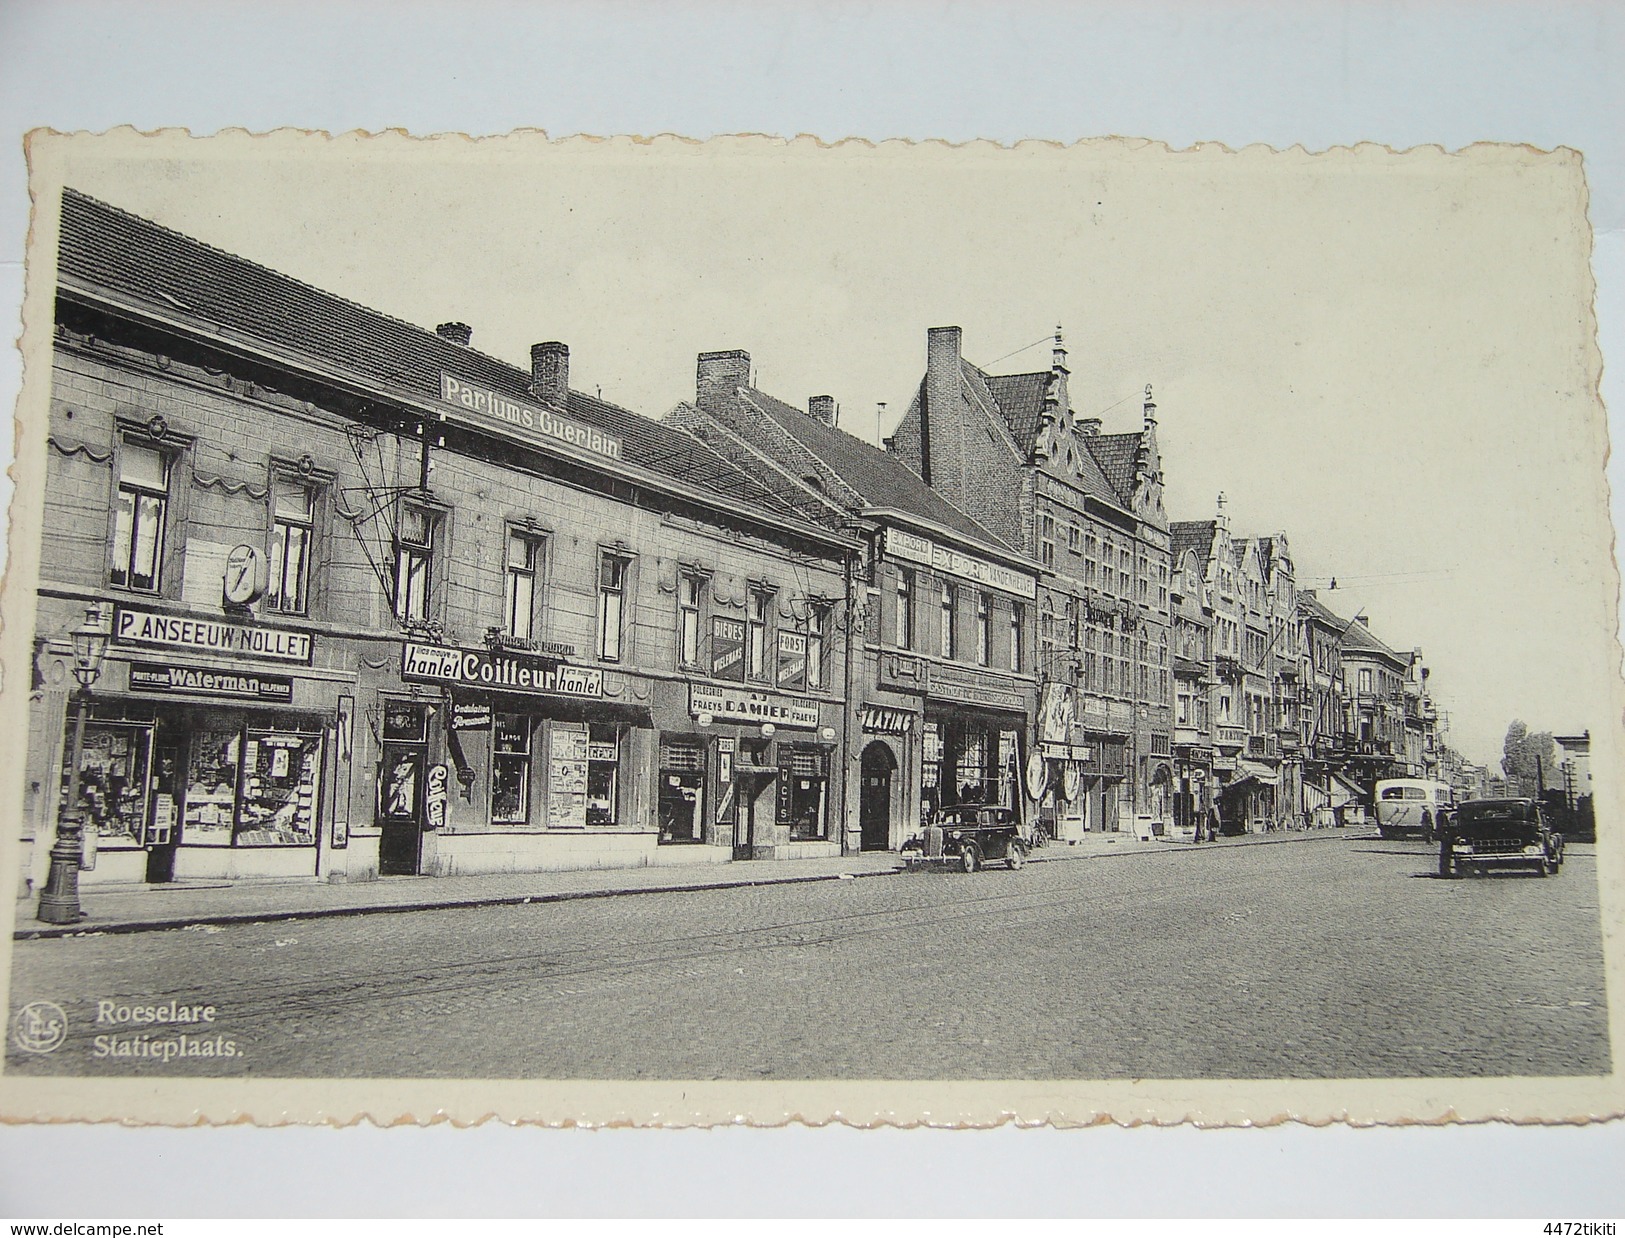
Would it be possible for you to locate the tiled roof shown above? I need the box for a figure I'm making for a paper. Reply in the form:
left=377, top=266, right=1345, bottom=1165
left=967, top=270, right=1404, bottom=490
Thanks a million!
left=1087, top=432, right=1142, bottom=504
left=56, top=189, right=812, bottom=526
left=739, top=387, right=1021, bottom=552
left=976, top=366, right=1048, bottom=450
left=1340, top=614, right=1404, bottom=660
left=1170, top=520, right=1216, bottom=565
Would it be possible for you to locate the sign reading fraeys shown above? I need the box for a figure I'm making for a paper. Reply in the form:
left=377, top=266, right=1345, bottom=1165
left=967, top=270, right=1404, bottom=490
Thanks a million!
left=689, top=683, right=819, bottom=730
left=884, top=528, right=1037, bottom=600
left=440, top=374, right=622, bottom=461
left=401, top=642, right=603, bottom=699
left=113, top=606, right=313, bottom=664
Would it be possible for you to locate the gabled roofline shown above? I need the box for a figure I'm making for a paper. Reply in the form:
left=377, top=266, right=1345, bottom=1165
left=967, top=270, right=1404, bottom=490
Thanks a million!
left=60, top=277, right=862, bottom=556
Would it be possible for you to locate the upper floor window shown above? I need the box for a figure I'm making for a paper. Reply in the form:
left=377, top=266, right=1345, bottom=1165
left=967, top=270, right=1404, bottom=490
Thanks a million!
left=393, top=504, right=438, bottom=624
left=805, top=605, right=828, bottom=690
left=111, top=442, right=170, bottom=592
left=678, top=571, right=706, bottom=669
left=747, top=587, right=774, bottom=681
left=267, top=476, right=316, bottom=615
left=504, top=531, right=545, bottom=640
left=895, top=568, right=915, bottom=650
left=1358, top=667, right=1373, bottom=695
left=976, top=593, right=991, bottom=667
left=1038, top=514, right=1056, bottom=569
left=939, top=583, right=957, bottom=659
left=1009, top=602, right=1024, bottom=672
left=598, top=552, right=631, bottom=662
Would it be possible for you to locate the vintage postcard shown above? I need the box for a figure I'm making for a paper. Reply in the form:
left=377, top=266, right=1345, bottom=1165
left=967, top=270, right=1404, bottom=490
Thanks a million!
left=1, top=129, right=1619, bottom=1127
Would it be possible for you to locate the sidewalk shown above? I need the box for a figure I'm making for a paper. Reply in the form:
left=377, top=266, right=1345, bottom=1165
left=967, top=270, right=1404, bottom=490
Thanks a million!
left=11, top=826, right=1356, bottom=940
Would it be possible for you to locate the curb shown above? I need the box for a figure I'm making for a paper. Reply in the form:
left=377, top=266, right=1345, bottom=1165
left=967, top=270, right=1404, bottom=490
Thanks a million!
left=13, top=828, right=1364, bottom=941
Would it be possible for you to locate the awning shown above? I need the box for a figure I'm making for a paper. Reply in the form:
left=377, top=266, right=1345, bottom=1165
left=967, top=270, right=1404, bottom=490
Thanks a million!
left=1328, top=772, right=1366, bottom=807
left=1234, top=759, right=1279, bottom=787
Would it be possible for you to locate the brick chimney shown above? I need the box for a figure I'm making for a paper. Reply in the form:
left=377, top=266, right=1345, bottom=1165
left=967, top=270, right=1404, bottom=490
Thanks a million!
left=697, top=350, right=751, bottom=412
left=923, top=326, right=966, bottom=493
left=808, top=395, right=837, bottom=427
left=530, top=342, right=569, bottom=408
left=436, top=322, right=472, bottom=346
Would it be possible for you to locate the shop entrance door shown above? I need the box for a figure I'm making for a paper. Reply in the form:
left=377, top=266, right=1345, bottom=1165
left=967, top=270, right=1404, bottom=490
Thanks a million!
left=859, top=743, right=895, bottom=851
left=377, top=703, right=429, bottom=876
left=143, top=738, right=183, bottom=884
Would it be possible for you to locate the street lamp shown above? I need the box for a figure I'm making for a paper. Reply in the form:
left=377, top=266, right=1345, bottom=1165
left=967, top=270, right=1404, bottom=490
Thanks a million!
left=37, top=604, right=110, bottom=924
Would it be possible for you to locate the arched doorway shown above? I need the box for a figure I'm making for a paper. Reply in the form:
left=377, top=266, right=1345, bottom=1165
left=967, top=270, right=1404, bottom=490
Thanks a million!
left=859, top=742, right=898, bottom=851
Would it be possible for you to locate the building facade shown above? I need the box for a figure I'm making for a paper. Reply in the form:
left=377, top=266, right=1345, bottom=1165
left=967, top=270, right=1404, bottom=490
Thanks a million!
left=667, top=353, right=1044, bottom=852
left=22, top=190, right=861, bottom=893
left=885, top=328, right=1173, bottom=838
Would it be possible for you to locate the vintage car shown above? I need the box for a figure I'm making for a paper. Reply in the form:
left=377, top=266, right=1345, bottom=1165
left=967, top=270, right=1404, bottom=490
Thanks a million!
left=900, top=804, right=1029, bottom=872
left=1439, top=797, right=1564, bottom=878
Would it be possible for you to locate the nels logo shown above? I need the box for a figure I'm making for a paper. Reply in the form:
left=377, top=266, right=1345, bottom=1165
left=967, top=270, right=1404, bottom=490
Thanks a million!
left=12, top=1000, right=68, bottom=1054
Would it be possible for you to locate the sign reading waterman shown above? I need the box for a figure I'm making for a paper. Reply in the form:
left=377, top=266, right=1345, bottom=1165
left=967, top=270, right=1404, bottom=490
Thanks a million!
left=401, top=642, right=603, bottom=698
left=129, top=662, right=295, bottom=703
left=113, top=606, right=312, bottom=664
left=440, top=374, right=622, bottom=461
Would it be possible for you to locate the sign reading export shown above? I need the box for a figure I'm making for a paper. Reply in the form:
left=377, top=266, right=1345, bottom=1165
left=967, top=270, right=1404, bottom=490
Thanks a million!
left=440, top=374, right=622, bottom=461
left=884, top=528, right=1038, bottom=600
left=113, top=606, right=313, bottom=664
left=401, top=642, right=603, bottom=699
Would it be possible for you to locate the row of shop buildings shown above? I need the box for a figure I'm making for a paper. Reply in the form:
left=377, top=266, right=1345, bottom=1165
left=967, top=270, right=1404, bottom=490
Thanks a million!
left=17, top=190, right=1442, bottom=892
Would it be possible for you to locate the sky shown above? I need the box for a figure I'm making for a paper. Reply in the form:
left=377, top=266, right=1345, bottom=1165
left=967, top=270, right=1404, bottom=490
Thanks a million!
left=36, top=132, right=1614, bottom=767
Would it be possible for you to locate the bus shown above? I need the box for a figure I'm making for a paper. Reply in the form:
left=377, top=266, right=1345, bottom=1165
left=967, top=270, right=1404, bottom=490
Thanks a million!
left=1374, top=778, right=1456, bottom=841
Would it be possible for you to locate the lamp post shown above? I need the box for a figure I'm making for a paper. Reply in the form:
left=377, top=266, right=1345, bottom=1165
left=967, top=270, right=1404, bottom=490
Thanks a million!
left=37, top=604, right=110, bottom=924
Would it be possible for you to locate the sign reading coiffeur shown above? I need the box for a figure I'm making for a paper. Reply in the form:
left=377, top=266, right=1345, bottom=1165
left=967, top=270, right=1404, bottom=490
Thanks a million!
left=401, top=642, right=603, bottom=699
left=440, top=374, right=622, bottom=461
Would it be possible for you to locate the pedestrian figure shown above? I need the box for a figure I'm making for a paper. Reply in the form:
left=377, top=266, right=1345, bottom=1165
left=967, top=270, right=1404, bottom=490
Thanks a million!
left=1208, top=803, right=1223, bottom=841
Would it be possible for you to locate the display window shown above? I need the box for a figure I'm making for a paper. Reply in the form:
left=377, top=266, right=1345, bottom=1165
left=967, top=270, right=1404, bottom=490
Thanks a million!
left=658, top=739, right=705, bottom=844
left=182, top=726, right=242, bottom=844
left=234, top=730, right=323, bottom=847
left=547, top=721, right=589, bottom=829
left=778, top=746, right=829, bottom=841
left=491, top=713, right=533, bottom=825
left=586, top=724, right=620, bottom=827
left=60, top=720, right=153, bottom=848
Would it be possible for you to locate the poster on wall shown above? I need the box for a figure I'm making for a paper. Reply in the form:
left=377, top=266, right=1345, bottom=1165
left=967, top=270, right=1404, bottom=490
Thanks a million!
left=711, top=617, right=745, bottom=682
left=547, top=723, right=589, bottom=830
left=776, top=630, right=807, bottom=691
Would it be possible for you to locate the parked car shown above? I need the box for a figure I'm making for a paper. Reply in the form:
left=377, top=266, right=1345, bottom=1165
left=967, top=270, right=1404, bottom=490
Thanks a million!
left=1439, top=797, right=1563, bottom=878
left=900, top=804, right=1029, bottom=872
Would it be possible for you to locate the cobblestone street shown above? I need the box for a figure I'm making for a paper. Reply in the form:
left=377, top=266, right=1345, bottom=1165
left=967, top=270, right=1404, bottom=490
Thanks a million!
left=6, top=833, right=1610, bottom=1080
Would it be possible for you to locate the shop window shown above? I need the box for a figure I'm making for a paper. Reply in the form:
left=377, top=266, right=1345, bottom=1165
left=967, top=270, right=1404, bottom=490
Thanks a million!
left=895, top=568, right=915, bottom=650
left=976, top=592, right=991, bottom=667
left=921, top=721, right=943, bottom=823
left=60, top=720, right=153, bottom=848
left=597, top=552, right=630, bottom=662
left=939, top=583, right=956, bottom=659
left=678, top=571, right=706, bottom=669
left=234, top=731, right=323, bottom=847
left=491, top=713, right=533, bottom=825
left=586, top=724, right=620, bottom=827
left=747, top=587, right=773, bottom=681
left=505, top=530, right=545, bottom=641
left=182, top=726, right=242, bottom=845
left=778, top=746, right=829, bottom=841
left=268, top=476, right=316, bottom=615
left=1009, top=602, right=1024, bottom=672
left=111, top=441, right=171, bottom=592
left=658, top=740, right=705, bottom=844
left=546, top=722, right=588, bottom=829
left=393, top=504, right=438, bottom=624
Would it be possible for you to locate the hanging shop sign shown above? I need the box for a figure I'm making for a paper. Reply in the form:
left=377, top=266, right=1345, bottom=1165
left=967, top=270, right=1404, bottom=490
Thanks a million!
left=861, top=706, right=915, bottom=735
left=401, top=642, right=603, bottom=699
left=883, top=527, right=1038, bottom=600
left=1024, top=750, right=1050, bottom=800
left=1038, top=682, right=1077, bottom=745
left=689, top=683, right=819, bottom=730
left=440, top=373, right=622, bottom=461
left=128, top=661, right=294, bottom=704
left=450, top=701, right=494, bottom=731
left=711, top=617, right=746, bottom=682
left=877, top=653, right=927, bottom=694
left=113, top=605, right=312, bottom=664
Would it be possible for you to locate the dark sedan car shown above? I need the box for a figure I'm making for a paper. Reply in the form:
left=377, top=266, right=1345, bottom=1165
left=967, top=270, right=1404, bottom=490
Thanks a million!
left=901, top=804, right=1029, bottom=872
left=1439, top=797, right=1563, bottom=878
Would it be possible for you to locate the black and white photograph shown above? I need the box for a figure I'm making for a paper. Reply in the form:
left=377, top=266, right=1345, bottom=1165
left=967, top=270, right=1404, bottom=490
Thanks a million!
left=0, top=124, right=1619, bottom=1133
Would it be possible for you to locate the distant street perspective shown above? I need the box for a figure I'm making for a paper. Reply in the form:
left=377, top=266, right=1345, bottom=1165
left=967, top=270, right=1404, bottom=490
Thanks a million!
left=8, top=833, right=1608, bottom=1080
